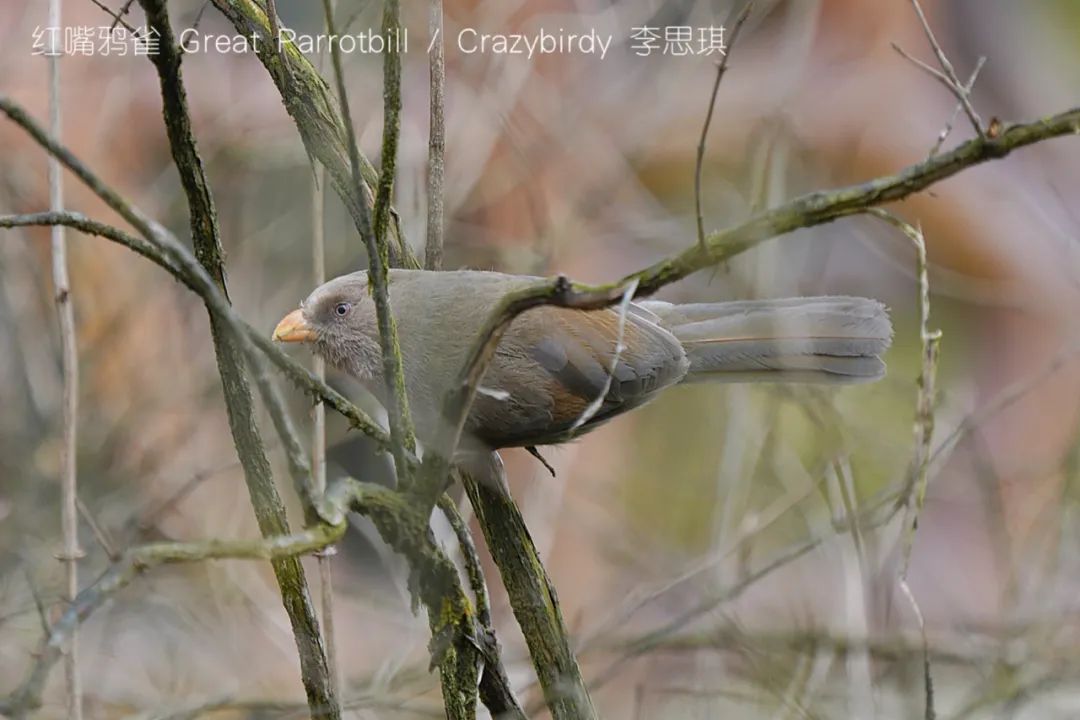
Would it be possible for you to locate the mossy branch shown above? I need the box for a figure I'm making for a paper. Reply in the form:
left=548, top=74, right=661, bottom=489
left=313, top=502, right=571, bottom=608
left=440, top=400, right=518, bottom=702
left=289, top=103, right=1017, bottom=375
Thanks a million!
left=136, top=2, right=339, bottom=717
left=462, top=458, right=597, bottom=720
left=439, top=494, right=526, bottom=719
left=319, top=0, right=417, bottom=486
left=210, top=0, right=418, bottom=269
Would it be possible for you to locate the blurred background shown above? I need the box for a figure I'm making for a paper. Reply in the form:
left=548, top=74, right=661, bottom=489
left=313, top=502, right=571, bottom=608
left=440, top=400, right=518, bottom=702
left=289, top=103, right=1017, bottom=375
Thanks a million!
left=2, top=0, right=1080, bottom=717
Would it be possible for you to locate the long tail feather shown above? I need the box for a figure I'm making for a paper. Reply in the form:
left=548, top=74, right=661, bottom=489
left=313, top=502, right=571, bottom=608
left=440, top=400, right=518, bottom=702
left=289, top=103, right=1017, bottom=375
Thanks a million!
left=639, top=297, right=893, bottom=384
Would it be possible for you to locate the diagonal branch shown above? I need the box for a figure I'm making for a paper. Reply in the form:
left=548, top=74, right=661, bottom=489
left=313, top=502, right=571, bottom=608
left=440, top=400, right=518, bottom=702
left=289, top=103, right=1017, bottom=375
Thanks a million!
left=209, top=0, right=418, bottom=268
left=462, top=455, right=598, bottom=720
left=0, top=88, right=395, bottom=450
left=928, top=55, right=986, bottom=157
left=135, top=4, right=339, bottom=717
left=0, top=209, right=392, bottom=457
left=4, top=96, right=1078, bottom=456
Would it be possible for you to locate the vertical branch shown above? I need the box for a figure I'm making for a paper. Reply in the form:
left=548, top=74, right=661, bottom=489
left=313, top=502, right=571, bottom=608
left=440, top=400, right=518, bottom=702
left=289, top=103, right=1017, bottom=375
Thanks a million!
left=310, top=4, right=339, bottom=692
left=321, top=0, right=416, bottom=484
left=313, top=127, right=341, bottom=701
left=372, top=0, right=403, bottom=266
left=47, top=1, right=83, bottom=718
left=425, top=0, right=446, bottom=270
left=136, top=2, right=338, bottom=718
left=867, top=208, right=940, bottom=720
left=312, top=174, right=327, bottom=497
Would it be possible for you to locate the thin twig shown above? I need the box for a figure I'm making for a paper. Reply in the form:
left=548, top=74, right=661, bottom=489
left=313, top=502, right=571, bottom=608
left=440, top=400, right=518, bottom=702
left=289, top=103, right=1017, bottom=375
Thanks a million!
left=899, top=579, right=935, bottom=720
left=4, top=95, right=1079, bottom=451
left=694, top=0, right=754, bottom=248
left=46, top=2, right=84, bottom=716
left=87, top=0, right=139, bottom=34
left=929, top=56, right=986, bottom=157
left=312, top=176, right=327, bottom=493
left=929, top=339, right=1080, bottom=468
left=424, top=0, right=446, bottom=270
left=7, top=83, right=1080, bottom=720
left=372, top=0, right=403, bottom=262
left=900, top=0, right=985, bottom=138
left=0, top=89, right=396, bottom=451
left=107, top=0, right=136, bottom=32
left=0, top=127, right=470, bottom=719
left=75, top=496, right=119, bottom=561
left=0, top=210, right=392, bottom=456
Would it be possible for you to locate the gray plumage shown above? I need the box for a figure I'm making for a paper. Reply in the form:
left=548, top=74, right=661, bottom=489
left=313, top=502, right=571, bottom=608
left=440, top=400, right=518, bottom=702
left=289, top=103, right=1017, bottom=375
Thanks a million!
left=286, top=269, right=892, bottom=451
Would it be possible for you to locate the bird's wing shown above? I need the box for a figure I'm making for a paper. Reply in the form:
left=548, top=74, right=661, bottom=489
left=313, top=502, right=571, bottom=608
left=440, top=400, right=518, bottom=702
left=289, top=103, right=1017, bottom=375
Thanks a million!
left=467, top=304, right=688, bottom=447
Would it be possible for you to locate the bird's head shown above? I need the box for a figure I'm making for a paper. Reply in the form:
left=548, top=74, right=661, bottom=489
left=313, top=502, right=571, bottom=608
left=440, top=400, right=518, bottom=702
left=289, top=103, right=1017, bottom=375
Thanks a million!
left=273, top=271, right=381, bottom=379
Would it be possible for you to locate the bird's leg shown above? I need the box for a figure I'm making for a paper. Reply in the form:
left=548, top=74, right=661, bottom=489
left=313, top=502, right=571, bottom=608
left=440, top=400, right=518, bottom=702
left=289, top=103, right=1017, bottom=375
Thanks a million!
left=525, top=446, right=557, bottom=477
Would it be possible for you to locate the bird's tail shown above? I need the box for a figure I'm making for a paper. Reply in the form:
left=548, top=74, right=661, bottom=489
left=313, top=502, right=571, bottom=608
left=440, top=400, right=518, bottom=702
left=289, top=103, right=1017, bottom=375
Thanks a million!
left=639, top=297, right=893, bottom=384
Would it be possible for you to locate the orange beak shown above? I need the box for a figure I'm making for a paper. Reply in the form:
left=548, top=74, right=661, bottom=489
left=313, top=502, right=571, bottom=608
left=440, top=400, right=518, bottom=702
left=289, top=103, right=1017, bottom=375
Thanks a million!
left=273, top=308, right=316, bottom=343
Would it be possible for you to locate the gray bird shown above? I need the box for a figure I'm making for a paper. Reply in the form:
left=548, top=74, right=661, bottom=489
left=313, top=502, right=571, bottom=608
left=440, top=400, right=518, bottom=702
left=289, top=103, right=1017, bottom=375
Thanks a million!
left=273, top=269, right=892, bottom=453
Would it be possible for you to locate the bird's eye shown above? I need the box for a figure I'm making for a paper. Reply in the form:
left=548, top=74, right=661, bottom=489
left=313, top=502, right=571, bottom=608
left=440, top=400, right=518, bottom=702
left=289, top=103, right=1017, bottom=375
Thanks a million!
left=334, top=302, right=351, bottom=317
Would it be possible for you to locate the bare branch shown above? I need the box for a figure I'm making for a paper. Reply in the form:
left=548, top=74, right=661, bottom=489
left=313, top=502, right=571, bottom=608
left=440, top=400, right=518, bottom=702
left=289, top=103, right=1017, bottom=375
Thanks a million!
left=929, top=55, right=986, bottom=157
left=0, top=93, right=395, bottom=451
left=372, top=0, right=403, bottom=266
left=86, top=0, right=139, bottom=34
left=263, top=0, right=286, bottom=71
left=46, top=2, right=84, bottom=715
left=308, top=3, right=339, bottom=695
left=75, top=496, right=119, bottom=561
left=901, top=0, right=985, bottom=138
left=71, top=4, right=337, bottom=714
left=4, top=96, right=1079, bottom=456
left=107, top=0, right=136, bottom=33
